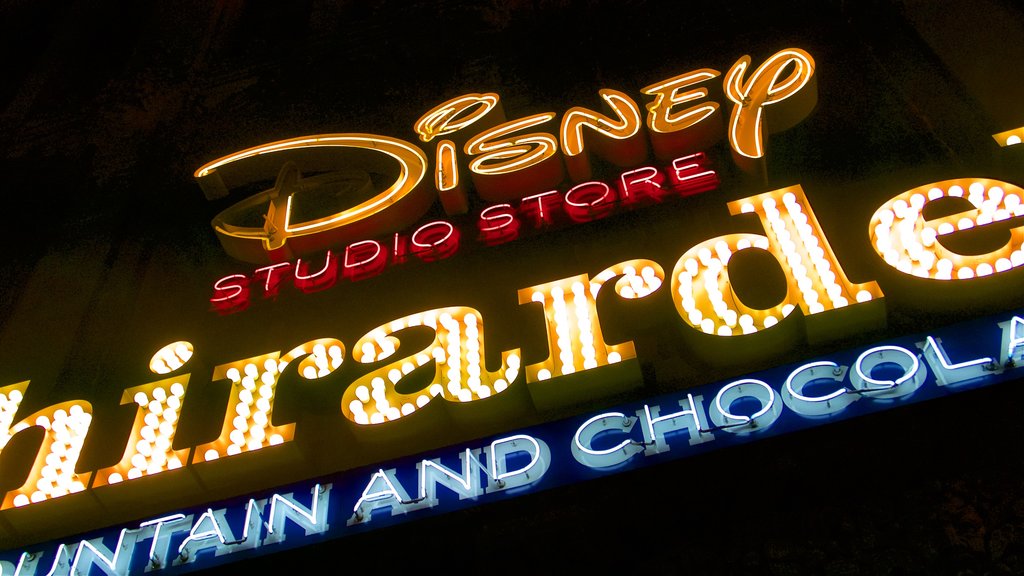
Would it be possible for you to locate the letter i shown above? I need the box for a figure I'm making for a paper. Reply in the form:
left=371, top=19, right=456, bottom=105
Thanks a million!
left=93, top=342, right=196, bottom=487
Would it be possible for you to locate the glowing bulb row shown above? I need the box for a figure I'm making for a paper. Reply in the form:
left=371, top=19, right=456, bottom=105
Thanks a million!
left=0, top=387, right=26, bottom=450
left=993, top=127, right=1024, bottom=147
left=289, top=340, right=344, bottom=380
left=746, top=193, right=873, bottom=310
left=344, top=308, right=521, bottom=425
left=529, top=280, right=624, bottom=380
left=103, top=382, right=187, bottom=485
left=675, top=234, right=776, bottom=336
left=149, top=341, right=194, bottom=375
left=9, top=404, right=92, bottom=508
left=590, top=260, right=665, bottom=300
left=672, top=186, right=880, bottom=336
left=869, top=178, right=1024, bottom=280
left=202, top=357, right=288, bottom=462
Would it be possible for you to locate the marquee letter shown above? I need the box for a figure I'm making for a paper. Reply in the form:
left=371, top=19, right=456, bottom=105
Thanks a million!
left=342, top=308, right=521, bottom=425
left=868, top=178, right=1024, bottom=280
left=0, top=381, right=94, bottom=510
left=93, top=377, right=190, bottom=488
left=193, top=339, right=343, bottom=463
left=518, top=273, right=638, bottom=381
left=671, top=185, right=882, bottom=339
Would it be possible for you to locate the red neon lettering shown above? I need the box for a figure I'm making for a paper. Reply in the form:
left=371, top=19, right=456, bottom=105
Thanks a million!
left=563, top=181, right=616, bottom=223
left=392, top=233, right=409, bottom=266
left=211, top=274, right=248, bottom=302
left=410, top=221, right=460, bottom=262
left=294, top=251, right=338, bottom=293
left=669, top=153, right=720, bottom=196
left=619, top=166, right=666, bottom=203
left=207, top=151, right=722, bottom=314
left=520, top=190, right=562, bottom=228
left=477, top=204, right=521, bottom=246
left=344, top=240, right=387, bottom=281
left=253, top=263, right=291, bottom=298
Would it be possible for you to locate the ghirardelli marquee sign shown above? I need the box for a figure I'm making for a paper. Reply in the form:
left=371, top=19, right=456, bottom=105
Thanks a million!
left=1, top=40, right=1023, bottom=574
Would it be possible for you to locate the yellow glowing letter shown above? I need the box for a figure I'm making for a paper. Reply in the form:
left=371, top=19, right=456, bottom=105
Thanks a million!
left=415, top=93, right=504, bottom=215
left=434, top=139, right=468, bottom=214
left=0, top=382, right=94, bottom=509
left=560, top=89, right=646, bottom=182
left=724, top=48, right=817, bottom=171
left=518, top=274, right=637, bottom=381
left=590, top=259, right=665, bottom=300
left=464, top=113, right=564, bottom=202
left=198, top=135, right=430, bottom=264
left=414, top=93, right=503, bottom=144
left=342, top=308, right=521, bottom=425
left=93, top=377, right=190, bottom=487
left=869, top=178, right=1024, bottom=279
left=192, top=338, right=343, bottom=463
left=672, top=185, right=882, bottom=340
left=642, top=69, right=722, bottom=160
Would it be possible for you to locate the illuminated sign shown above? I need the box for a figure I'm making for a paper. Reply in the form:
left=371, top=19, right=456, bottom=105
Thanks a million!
left=195, top=49, right=817, bottom=264
left=4, top=171, right=1023, bottom=514
left=3, top=307, right=1021, bottom=574
left=209, top=152, right=719, bottom=313
left=868, top=178, right=1024, bottom=279
left=1, top=41, right=1023, bottom=570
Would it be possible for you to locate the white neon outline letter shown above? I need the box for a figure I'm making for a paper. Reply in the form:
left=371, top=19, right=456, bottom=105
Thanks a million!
left=641, top=394, right=713, bottom=454
left=855, top=346, right=919, bottom=389
left=573, top=412, right=632, bottom=456
left=1001, top=316, right=1024, bottom=365
left=785, top=361, right=847, bottom=403
left=418, top=449, right=476, bottom=500
left=921, top=336, right=993, bottom=386
left=490, top=434, right=542, bottom=484
left=70, top=529, right=140, bottom=576
left=139, top=513, right=187, bottom=568
left=925, top=336, right=992, bottom=370
left=267, top=484, right=328, bottom=538
left=177, top=509, right=226, bottom=558
left=353, top=471, right=407, bottom=513
left=851, top=345, right=926, bottom=400
left=713, top=379, right=776, bottom=424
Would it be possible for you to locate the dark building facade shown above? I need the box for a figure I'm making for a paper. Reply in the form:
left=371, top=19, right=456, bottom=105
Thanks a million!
left=2, top=1, right=1024, bottom=573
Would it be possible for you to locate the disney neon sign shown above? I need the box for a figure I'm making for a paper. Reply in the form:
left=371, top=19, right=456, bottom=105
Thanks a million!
left=196, top=48, right=816, bottom=264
